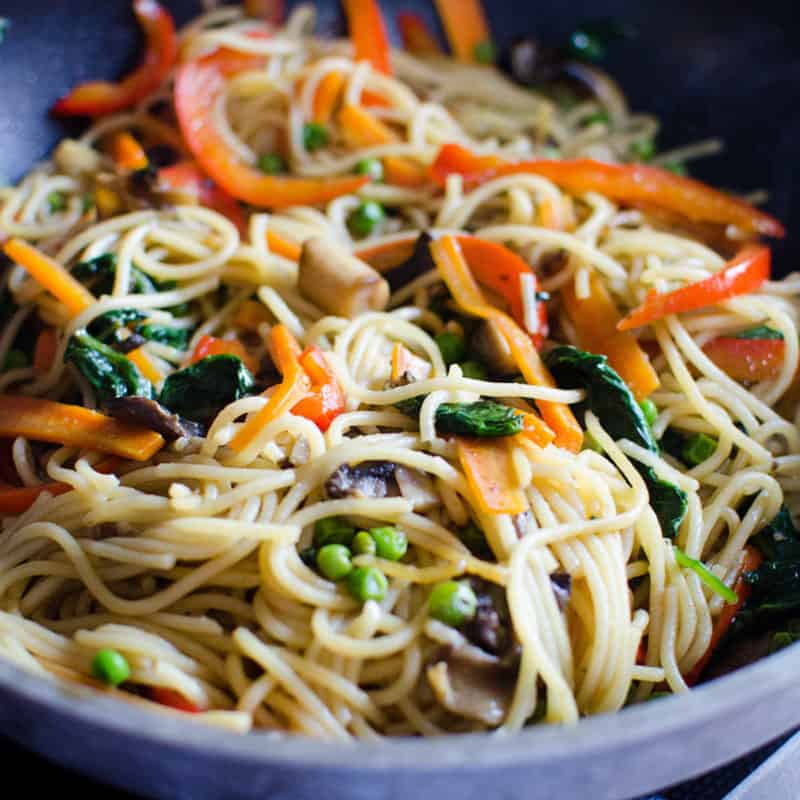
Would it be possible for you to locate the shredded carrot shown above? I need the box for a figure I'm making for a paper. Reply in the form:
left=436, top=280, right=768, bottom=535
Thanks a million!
left=232, top=299, right=270, bottom=331
left=456, top=437, right=528, bottom=514
left=430, top=235, right=582, bottom=452
left=434, top=0, right=491, bottom=62
left=127, top=347, right=163, bottom=385
left=518, top=412, right=555, bottom=449
left=33, top=328, right=59, bottom=373
left=229, top=325, right=310, bottom=452
left=0, top=395, right=164, bottom=461
left=562, top=273, right=659, bottom=400
left=312, top=70, right=346, bottom=124
left=266, top=229, right=301, bottom=261
left=3, top=238, right=95, bottom=317
left=108, top=131, right=149, bottom=172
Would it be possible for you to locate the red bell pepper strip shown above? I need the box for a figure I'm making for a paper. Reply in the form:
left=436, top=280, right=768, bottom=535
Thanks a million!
left=618, top=245, right=771, bottom=331
left=397, top=12, right=443, bottom=55
left=343, top=0, right=392, bottom=75
left=174, top=50, right=369, bottom=209
left=148, top=686, right=201, bottom=712
left=685, top=546, right=762, bottom=686
left=430, top=144, right=786, bottom=238
left=291, top=346, right=346, bottom=432
left=52, top=0, right=177, bottom=117
left=158, top=161, right=248, bottom=235
left=191, top=335, right=258, bottom=374
left=703, top=336, right=785, bottom=382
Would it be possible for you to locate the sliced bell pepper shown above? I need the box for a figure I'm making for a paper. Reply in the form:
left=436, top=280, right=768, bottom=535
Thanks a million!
left=431, top=144, right=786, bottom=238
left=148, top=686, right=201, bottom=712
left=312, top=71, right=346, bottom=124
left=174, top=50, right=368, bottom=208
left=291, top=346, right=346, bottom=432
left=434, top=0, right=491, bottom=63
left=703, top=336, right=785, bottom=382
left=108, top=131, right=149, bottom=172
left=618, top=245, right=771, bottom=331
left=343, top=0, right=392, bottom=75
left=397, top=12, right=443, bottom=56
left=52, top=0, right=177, bottom=117
left=430, top=235, right=582, bottom=452
left=191, top=335, right=258, bottom=375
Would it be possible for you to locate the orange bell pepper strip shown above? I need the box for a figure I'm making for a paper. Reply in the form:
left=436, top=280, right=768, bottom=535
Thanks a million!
left=191, top=335, right=258, bottom=375
left=108, top=131, right=149, bottom=172
left=685, top=546, right=762, bottom=686
left=312, top=71, right=347, bottom=124
left=703, top=336, right=784, bottom=383
left=618, top=245, right=771, bottom=331
left=397, top=12, right=443, bottom=56
left=291, top=346, right=346, bottom=432
left=158, top=161, right=247, bottom=235
left=456, top=437, right=528, bottom=515
left=562, top=273, right=659, bottom=400
left=434, top=0, right=491, bottom=63
left=430, top=236, right=582, bottom=452
left=52, top=0, right=177, bottom=117
left=174, top=50, right=369, bottom=209
left=0, top=395, right=163, bottom=461
left=229, top=325, right=310, bottom=452
left=431, top=144, right=786, bottom=238
left=3, top=238, right=95, bottom=317
left=343, top=0, right=392, bottom=75
left=33, top=328, right=59, bottom=374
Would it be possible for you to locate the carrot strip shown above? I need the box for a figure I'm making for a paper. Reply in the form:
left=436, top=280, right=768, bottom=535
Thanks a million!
left=3, top=238, right=95, bottom=317
left=518, top=413, right=555, bottom=449
left=127, top=347, right=163, bottom=384
left=434, top=0, right=491, bottom=62
left=108, top=131, right=149, bottom=172
left=619, top=246, right=771, bottom=331
left=456, top=437, right=527, bottom=514
left=383, top=157, right=429, bottom=188
left=312, top=71, right=347, bottom=124
left=342, top=0, right=392, bottom=75
left=266, top=230, right=301, bottom=261
left=562, top=273, right=659, bottom=400
left=229, top=325, right=310, bottom=452
left=0, top=395, right=164, bottom=461
left=0, top=482, right=72, bottom=514
left=338, top=103, right=396, bottom=147
left=33, top=328, right=59, bottom=373
left=397, top=12, right=443, bottom=56
left=430, top=236, right=582, bottom=452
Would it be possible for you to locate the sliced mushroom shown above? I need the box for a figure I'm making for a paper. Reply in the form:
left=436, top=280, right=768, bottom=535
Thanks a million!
left=394, top=466, right=438, bottom=510
left=427, top=642, right=516, bottom=726
left=470, top=319, right=518, bottom=377
left=383, top=232, right=435, bottom=292
left=463, top=578, right=514, bottom=656
left=298, top=237, right=390, bottom=318
left=103, top=397, right=205, bottom=442
left=324, top=461, right=398, bottom=499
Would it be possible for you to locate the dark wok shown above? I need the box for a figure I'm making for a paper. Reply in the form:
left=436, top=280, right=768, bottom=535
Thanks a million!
left=0, top=2, right=798, bottom=798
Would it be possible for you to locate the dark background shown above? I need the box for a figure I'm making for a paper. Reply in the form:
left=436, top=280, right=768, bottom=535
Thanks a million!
left=0, top=1, right=797, bottom=797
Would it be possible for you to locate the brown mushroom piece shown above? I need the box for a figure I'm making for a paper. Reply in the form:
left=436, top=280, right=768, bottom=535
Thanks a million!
left=103, top=397, right=204, bottom=442
left=298, top=237, right=390, bottom=318
left=470, top=318, right=518, bottom=378
left=324, top=461, right=399, bottom=499
left=427, top=641, right=517, bottom=726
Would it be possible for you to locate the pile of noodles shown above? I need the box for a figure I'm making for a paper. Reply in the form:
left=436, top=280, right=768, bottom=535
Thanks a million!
left=0, top=3, right=798, bottom=738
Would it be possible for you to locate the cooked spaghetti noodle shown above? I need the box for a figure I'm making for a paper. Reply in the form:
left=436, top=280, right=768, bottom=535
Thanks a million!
left=0, top=1, right=797, bottom=738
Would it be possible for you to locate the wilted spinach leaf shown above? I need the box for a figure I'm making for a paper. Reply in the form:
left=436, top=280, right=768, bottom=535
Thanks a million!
left=395, top=397, right=523, bottom=438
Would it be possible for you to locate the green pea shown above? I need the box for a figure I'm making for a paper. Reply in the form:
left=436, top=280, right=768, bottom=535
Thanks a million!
left=346, top=566, right=388, bottom=603
left=582, top=430, right=603, bottom=453
left=639, top=397, right=658, bottom=427
left=354, top=158, right=384, bottom=182
left=663, top=161, right=688, bottom=177
left=567, top=29, right=606, bottom=63
left=630, top=139, right=656, bottom=162
left=352, top=530, right=377, bottom=556
left=257, top=153, right=286, bottom=174
left=348, top=201, right=385, bottom=237
left=303, top=122, right=329, bottom=152
left=2, top=349, right=29, bottom=372
left=47, top=191, right=67, bottom=213
left=473, top=39, right=497, bottom=64
left=682, top=433, right=717, bottom=466
left=316, top=544, right=353, bottom=581
left=313, top=517, right=356, bottom=548
left=458, top=360, right=488, bottom=380
left=434, top=332, right=467, bottom=366
left=91, top=648, right=131, bottom=686
left=368, top=526, right=407, bottom=562
left=428, top=581, right=478, bottom=627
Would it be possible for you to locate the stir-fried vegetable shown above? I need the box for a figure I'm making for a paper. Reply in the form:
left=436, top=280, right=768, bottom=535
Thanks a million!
left=191, top=335, right=257, bottom=374
left=397, top=12, right=442, bottom=56
left=312, top=71, right=346, bottom=124
left=456, top=436, right=528, bottom=515
left=291, top=346, right=346, bottom=432
left=108, top=131, right=149, bottom=172
left=342, top=0, right=392, bottom=75
left=429, top=581, right=479, bottom=626
left=91, top=649, right=131, bottom=686
left=545, top=345, right=688, bottom=537
left=33, top=328, right=58, bottom=373
left=618, top=246, right=772, bottom=330
left=674, top=547, right=737, bottom=603
left=346, top=566, right=388, bottom=602
left=52, top=0, right=177, bottom=116
left=431, top=144, right=785, bottom=237
left=434, top=0, right=492, bottom=63
left=395, top=396, right=525, bottom=438
left=135, top=323, right=191, bottom=351
left=316, top=544, right=354, bottom=581
left=703, top=336, right=785, bottom=383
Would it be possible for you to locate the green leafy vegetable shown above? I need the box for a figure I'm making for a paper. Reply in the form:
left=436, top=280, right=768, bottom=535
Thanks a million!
left=71, top=254, right=158, bottom=297
left=47, top=191, right=67, bottom=213
left=159, top=355, right=254, bottom=424
left=674, top=546, right=737, bottom=603
left=457, top=521, right=494, bottom=561
left=734, top=325, right=784, bottom=341
left=88, top=309, right=147, bottom=344
left=545, top=345, right=687, bottom=537
left=395, top=397, right=523, bottom=438
left=135, top=324, right=192, bottom=350
left=65, top=330, right=153, bottom=401
left=682, top=433, right=717, bottom=466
